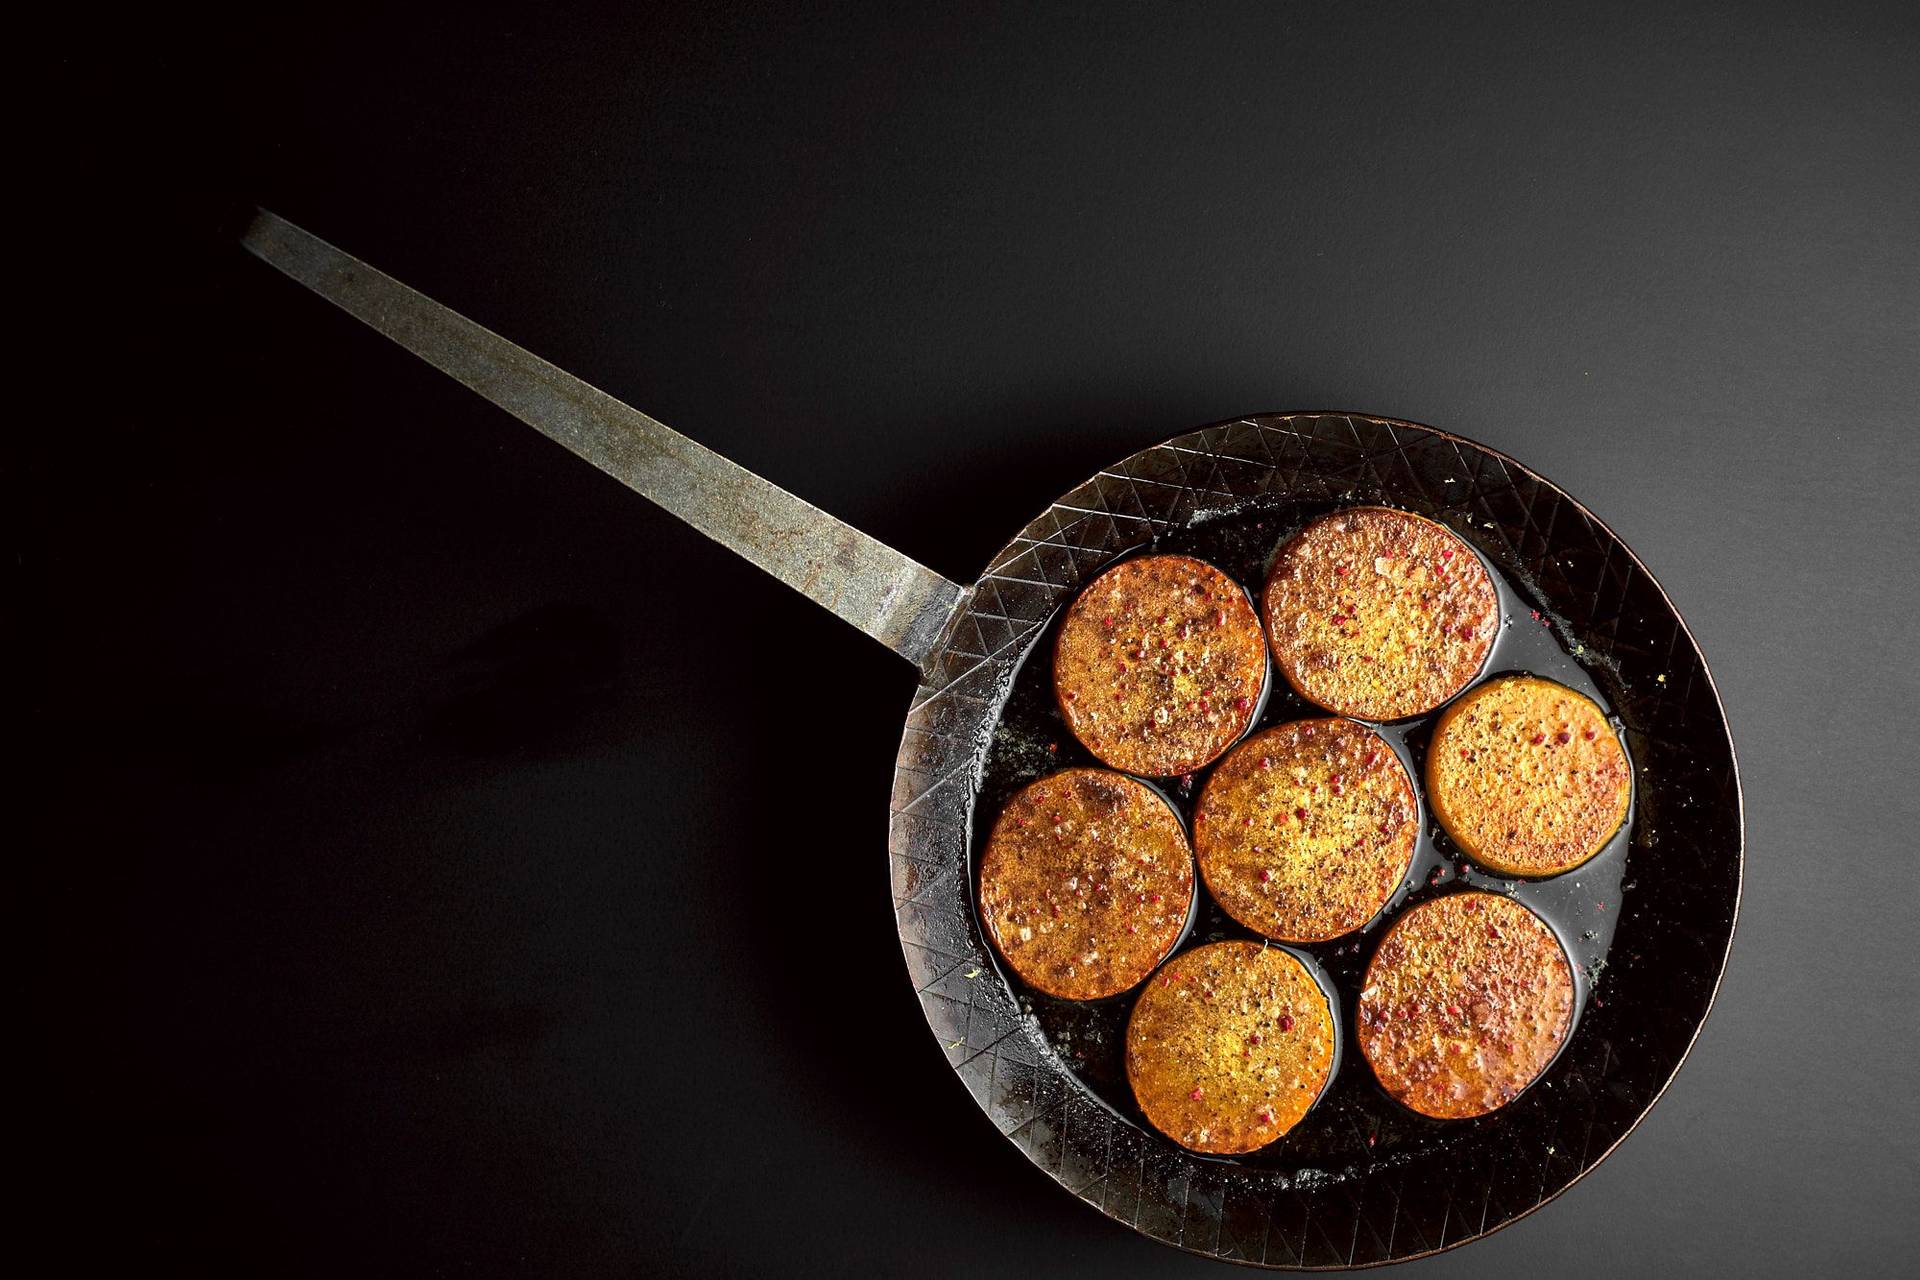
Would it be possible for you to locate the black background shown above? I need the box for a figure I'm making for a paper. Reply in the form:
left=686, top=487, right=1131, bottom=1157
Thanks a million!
left=33, top=1, right=1920, bottom=1275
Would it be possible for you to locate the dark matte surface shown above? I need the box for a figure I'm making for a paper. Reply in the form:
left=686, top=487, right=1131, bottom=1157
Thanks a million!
left=33, top=1, right=1919, bottom=1275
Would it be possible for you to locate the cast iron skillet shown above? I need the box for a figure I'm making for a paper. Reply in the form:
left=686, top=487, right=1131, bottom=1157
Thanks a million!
left=242, top=211, right=1743, bottom=1269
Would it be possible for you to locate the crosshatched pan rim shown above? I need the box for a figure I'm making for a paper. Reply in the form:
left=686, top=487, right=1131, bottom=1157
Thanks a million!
left=887, top=412, right=1743, bottom=1270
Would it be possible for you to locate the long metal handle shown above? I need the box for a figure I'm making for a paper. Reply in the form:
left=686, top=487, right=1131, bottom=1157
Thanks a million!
left=240, top=209, right=969, bottom=670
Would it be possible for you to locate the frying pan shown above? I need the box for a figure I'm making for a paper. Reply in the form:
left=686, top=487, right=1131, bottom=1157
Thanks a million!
left=241, top=210, right=1743, bottom=1268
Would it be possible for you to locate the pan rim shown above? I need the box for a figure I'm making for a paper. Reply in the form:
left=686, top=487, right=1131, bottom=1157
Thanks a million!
left=891, top=410, right=1744, bottom=1270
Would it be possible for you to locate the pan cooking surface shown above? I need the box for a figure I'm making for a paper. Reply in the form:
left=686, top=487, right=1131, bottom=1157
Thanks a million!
left=888, top=415, right=1740, bottom=1268
left=973, top=504, right=1632, bottom=1175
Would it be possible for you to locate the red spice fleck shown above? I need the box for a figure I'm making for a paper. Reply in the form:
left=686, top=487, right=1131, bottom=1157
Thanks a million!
left=1195, top=812, right=1207, bottom=824
left=1441, top=549, right=1454, bottom=560
left=1102, top=616, right=1115, bottom=628
left=1259, top=756, right=1272, bottom=770
left=1335, top=565, right=1349, bottom=576
left=1279, top=1014, right=1295, bottom=1032
left=1199, top=698, right=1211, bottom=712
left=1529, top=609, right=1540, bottom=622
left=1302, top=724, right=1316, bottom=738
left=1190, top=1087, right=1204, bottom=1101
left=1583, top=727, right=1598, bottom=740
left=1459, top=625, right=1474, bottom=640
left=1530, top=733, right=1547, bottom=745
left=1294, top=807, right=1308, bottom=821
left=1330, top=782, right=1345, bottom=796
left=1331, top=614, right=1348, bottom=626
left=1249, top=1033, right=1262, bottom=1045
left=1150, top=894, right=1163, bottom=904
left=1063, top=690, right=1077, bottom=702
left=1243, top=817, right=1255, bottom=827
left=1258, top=869, right=1272, bottom=882
left=1259, top=1109, right=1275, bottom=1124
left=1117, top=663, right=1128, bottom=675
left=1235, top=696, right=1251, bottom=713
left=1555, top=730, right=1572, bottom=745
left=1366, top=750, right=1381, bottom=767
left=1047, top=741, right=1058, bottom=753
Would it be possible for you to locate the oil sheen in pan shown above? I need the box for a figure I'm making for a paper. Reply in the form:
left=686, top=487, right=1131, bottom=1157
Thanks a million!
left=970, top=501, right=1636, bottom=1173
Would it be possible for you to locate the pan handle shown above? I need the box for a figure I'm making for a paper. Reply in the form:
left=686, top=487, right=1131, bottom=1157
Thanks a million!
left=240, top=210, right=970, bottom=672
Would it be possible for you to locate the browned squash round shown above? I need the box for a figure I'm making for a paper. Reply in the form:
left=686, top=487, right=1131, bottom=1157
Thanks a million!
left=1426, top=675, right=1631, bottom=877
left=1263, top=506, right=1497, bottom=721
left=1053, top=555, right=1267, bottom=777
left=978, top=768, right=1194, bottom=1000
left=1193, top=719, right=1417, bottom=942
left=1125, top=941, right=1337, bottom=1154
left=1356, top=892, right=1575, bottom=1119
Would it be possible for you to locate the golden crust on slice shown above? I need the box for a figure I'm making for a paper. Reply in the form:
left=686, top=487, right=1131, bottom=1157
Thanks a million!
left=1053, top=555, right=1266, bottom=777
left=1426, top=675, right=1631, bottom=877
left=1357, top=892, right=1575, bottom=1119
left=1263, top=507, right=1498, bottom=721
left=1194, top=719, right=1417, bottom=943
left=979, top=768, right=1194, bottom=1000
left=1125, top=941, right=1336, bottom=1154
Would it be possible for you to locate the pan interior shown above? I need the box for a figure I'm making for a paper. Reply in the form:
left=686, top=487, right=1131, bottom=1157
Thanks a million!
left=971, top=502, right=1626, bottom=1176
